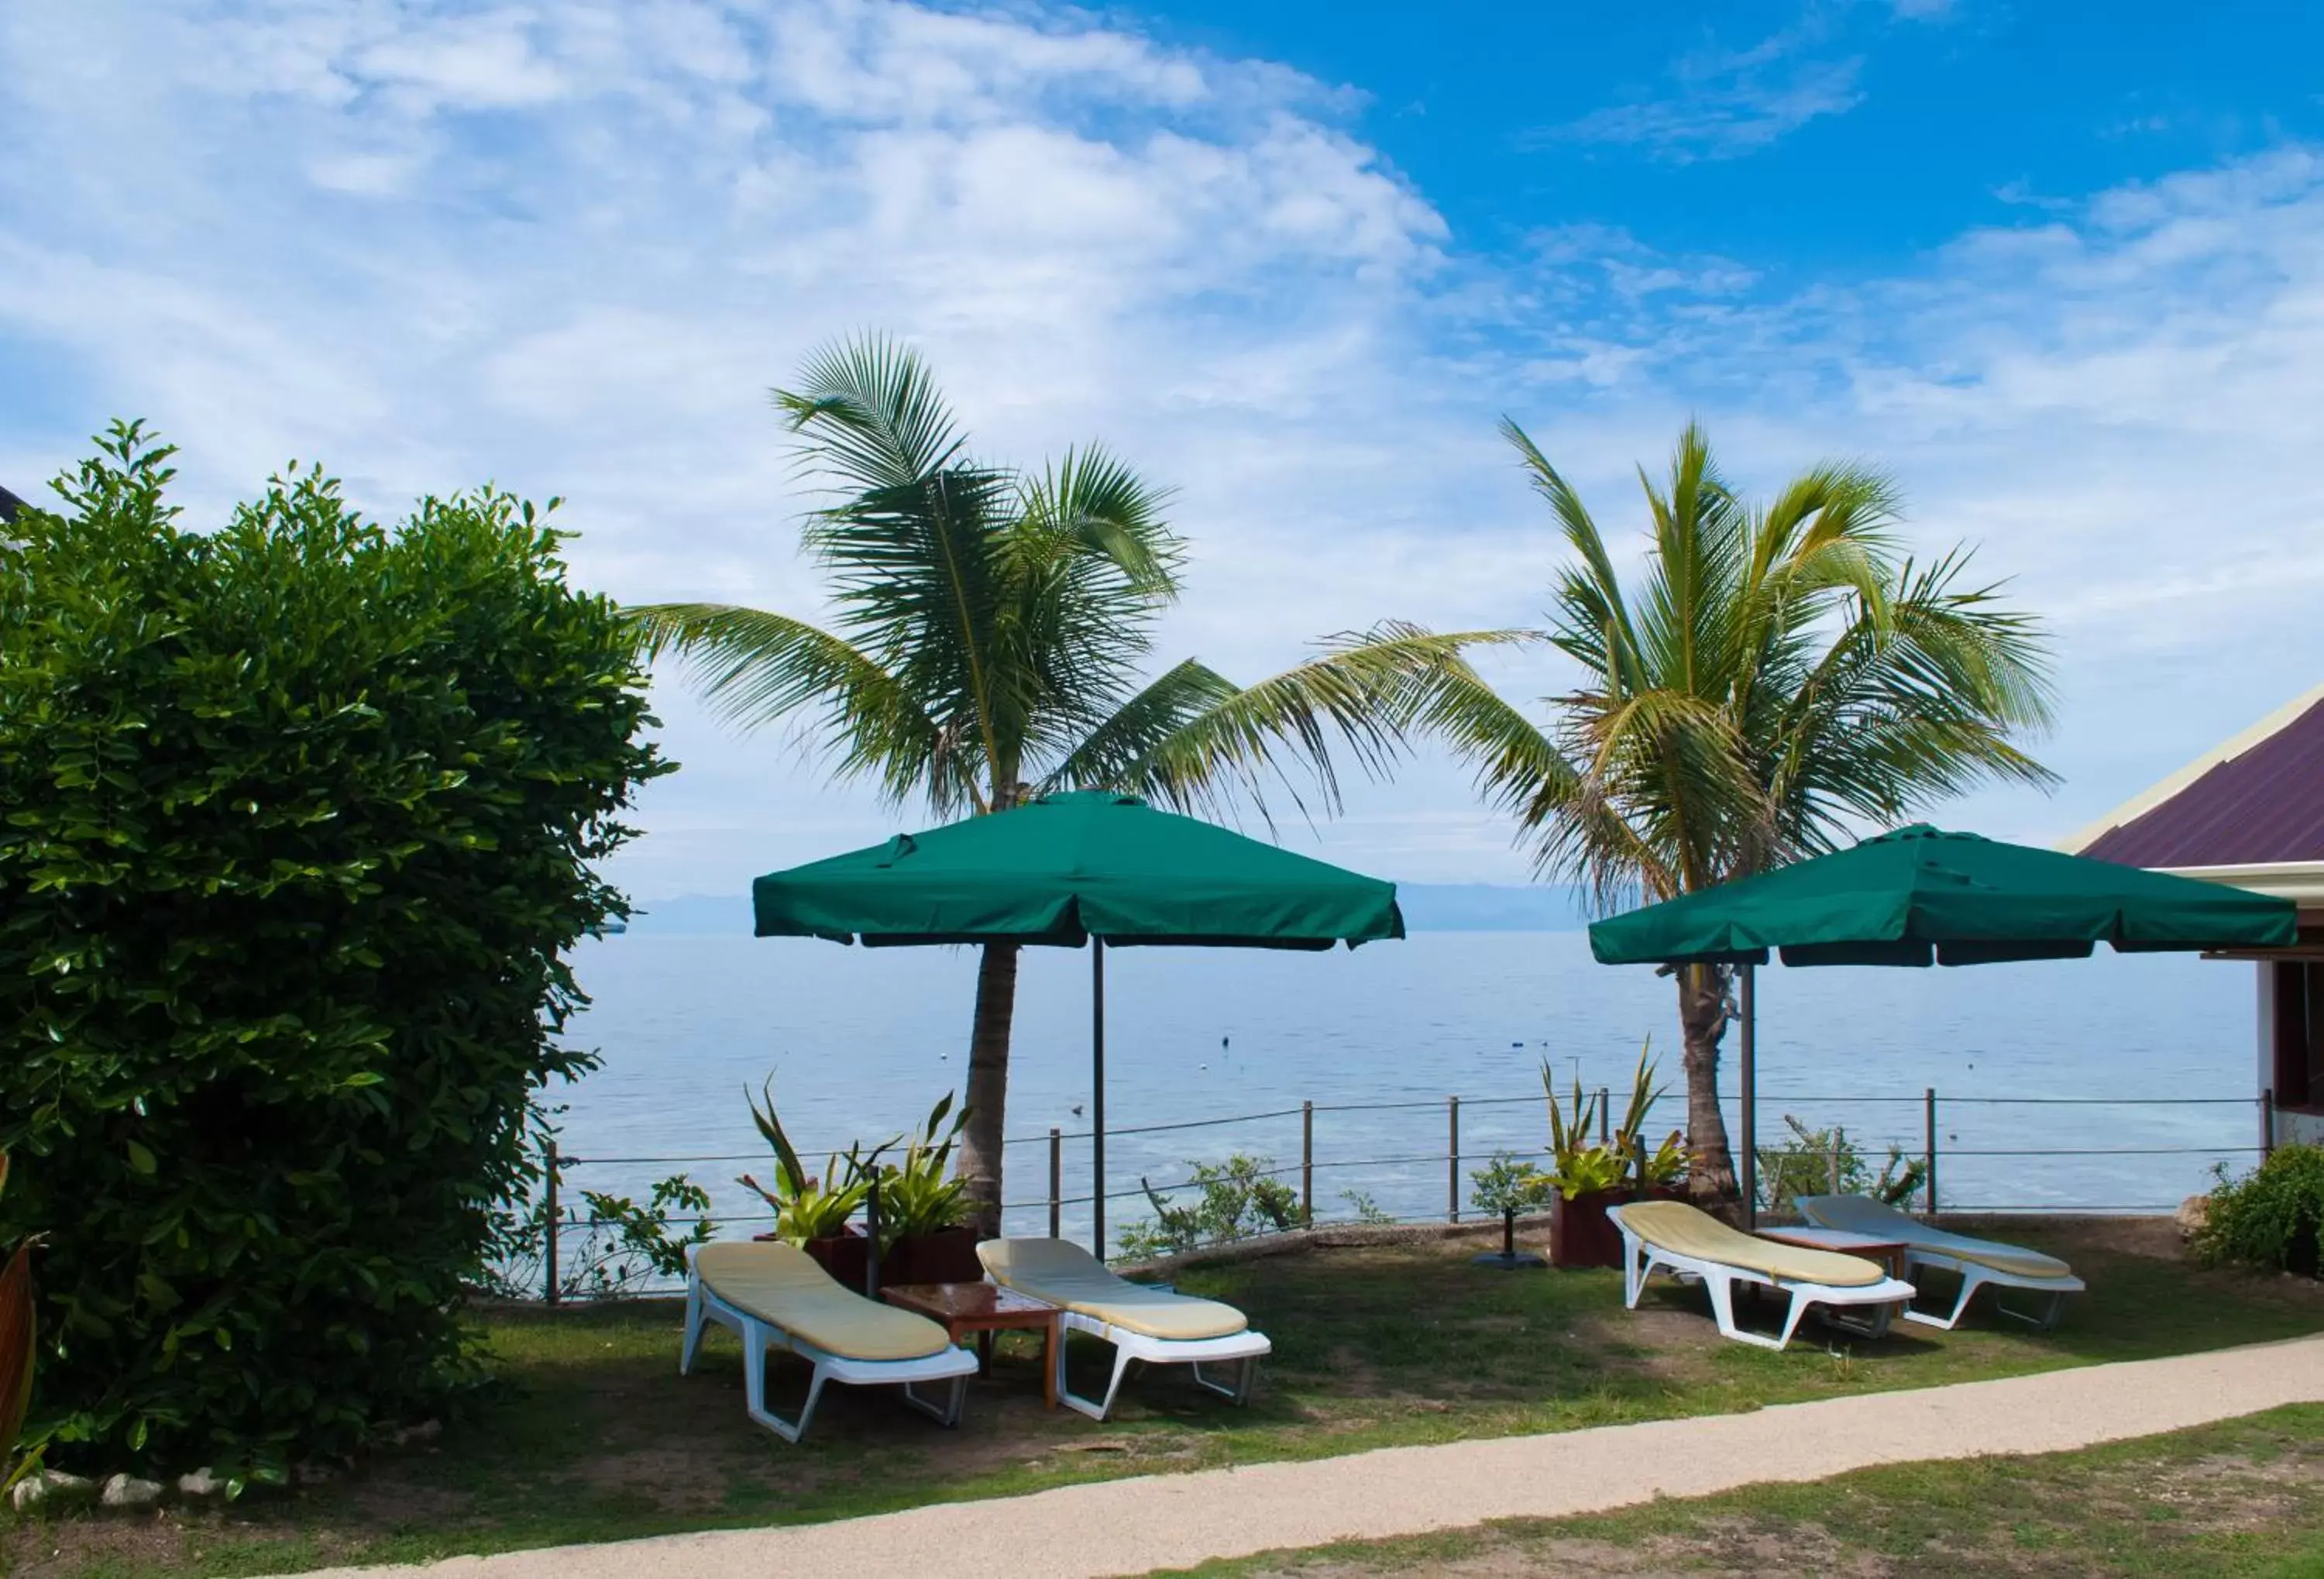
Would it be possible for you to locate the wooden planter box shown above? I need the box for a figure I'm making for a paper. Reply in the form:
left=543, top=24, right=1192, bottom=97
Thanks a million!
left=1550, top=1189, right=1627, bottom=1268
left=882, top=1226, right=983, bottom=1288
left=1549, top=1184, right=1684, bottom=1268
left=768, top=1228, right=869, bottom=1292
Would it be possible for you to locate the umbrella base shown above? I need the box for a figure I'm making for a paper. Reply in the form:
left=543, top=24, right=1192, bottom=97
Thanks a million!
left=1471, top=1250, right=1547, bottom=1271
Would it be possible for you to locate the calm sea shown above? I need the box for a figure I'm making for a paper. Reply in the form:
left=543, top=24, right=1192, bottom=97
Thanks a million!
left=552, top=931, right=2262, bottom=1242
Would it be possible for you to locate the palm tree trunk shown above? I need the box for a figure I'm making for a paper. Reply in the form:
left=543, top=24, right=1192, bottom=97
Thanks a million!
left=957, top=941, right=1020, bottom=1237
left=1677, top=963, right=1740, bottom=1218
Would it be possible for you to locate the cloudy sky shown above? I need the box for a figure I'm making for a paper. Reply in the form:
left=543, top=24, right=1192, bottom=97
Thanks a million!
left=5, top=0, right=2322, bottom=900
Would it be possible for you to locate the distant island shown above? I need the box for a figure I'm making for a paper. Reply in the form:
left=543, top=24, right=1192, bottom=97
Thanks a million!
left=617, top=882, right=1591, bottom=936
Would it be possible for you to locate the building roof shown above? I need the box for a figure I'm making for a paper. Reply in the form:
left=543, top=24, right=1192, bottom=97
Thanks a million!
left=2064, top=683, right=2324, bottom=873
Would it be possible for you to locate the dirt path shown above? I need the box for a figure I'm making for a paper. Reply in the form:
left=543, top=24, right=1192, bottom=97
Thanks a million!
left=287, top=1333, right=2324, bottom=1579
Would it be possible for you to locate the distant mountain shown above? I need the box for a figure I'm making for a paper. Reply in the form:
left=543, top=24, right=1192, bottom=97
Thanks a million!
left=617, top=883, right=1589, bottom=936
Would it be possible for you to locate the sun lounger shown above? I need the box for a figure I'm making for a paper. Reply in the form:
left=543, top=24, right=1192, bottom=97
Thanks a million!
left=680, top=1241, right=978, bottom=1442
left=1606, top=1200, right=1919, bottom=1350
left=1795, top=1194, right=2085, bottom=1330
left=978, top=1237, right=1272, bottom=1420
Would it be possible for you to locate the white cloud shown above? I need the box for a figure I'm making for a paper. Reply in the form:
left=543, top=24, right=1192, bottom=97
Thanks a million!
left=1540, top=15, right=1865, bottom=163
left=2, top=1, right=2322, bottom=893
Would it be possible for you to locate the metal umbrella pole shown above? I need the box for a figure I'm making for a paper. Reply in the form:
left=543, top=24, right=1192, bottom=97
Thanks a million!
left=1739, top=962, right=1757, bottom=1230
left=1092, top=937, right=1107, bottom=1260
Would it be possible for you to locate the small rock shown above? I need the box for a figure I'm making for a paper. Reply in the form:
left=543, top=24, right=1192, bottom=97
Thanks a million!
left=38, top=1470, right=98, bottom=1507
left=2176, top=1194, right=2211, bottom=1239
left=390, top=1419, right=442, bottom=1447
left=292, top=1460, right=340, bottom=1486
left=177, top=1467, right=229, bottom=1498
left=99, top=1473, right=164, bottom=1508
left=9, top=1478, right=43, bottom=1512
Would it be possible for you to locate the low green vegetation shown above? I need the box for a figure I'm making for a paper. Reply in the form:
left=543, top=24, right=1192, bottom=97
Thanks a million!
left=1161, top=1402, right=2324, bottom=1577
left=8, top=1217, right=2316, bottom=1577
left=2199, top=1143, right=2324, bottom=1278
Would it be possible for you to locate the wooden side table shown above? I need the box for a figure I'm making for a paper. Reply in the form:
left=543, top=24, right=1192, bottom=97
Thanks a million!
left=880, top=1282, right=1061, bottom=1409
left=1755, top=1226, right=1913, bottom=1337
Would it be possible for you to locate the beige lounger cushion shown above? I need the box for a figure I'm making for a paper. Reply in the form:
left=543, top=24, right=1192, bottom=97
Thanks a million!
left=1619, top=1201, right=1889, bottom=1288
left=978, top=1238, right=1250, bottom=1341
left=1796, top=1195, right=2075, bottom=1281
left=695, top=1242, right=952, bottom=1362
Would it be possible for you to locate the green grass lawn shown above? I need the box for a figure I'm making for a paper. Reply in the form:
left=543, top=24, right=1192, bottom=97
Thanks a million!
left=9, top=1217, right=2321, bottom=1577
left=1157, top=1402, right=2324, bottom=1577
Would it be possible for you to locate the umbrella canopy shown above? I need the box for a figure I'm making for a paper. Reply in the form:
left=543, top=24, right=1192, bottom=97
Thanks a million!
left=752, top=790, right=1403, bottom=1256
left=755, top=790, right=1405, bottom=949
left=1590, top=824, right=2295, bottom=968
left=1587, top=824, right=2295, bottom=1227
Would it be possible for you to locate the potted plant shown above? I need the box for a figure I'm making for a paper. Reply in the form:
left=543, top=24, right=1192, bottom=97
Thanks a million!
left=871, top=1091, right=982, bottom=1286
left=738, top=1078, right=893, bottom=1290
left=1543, top=1041, right=1686, bottom=1268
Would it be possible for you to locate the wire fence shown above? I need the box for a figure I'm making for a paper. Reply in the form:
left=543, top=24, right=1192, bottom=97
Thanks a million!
left=506, top=1083, right=2278, bottom=1302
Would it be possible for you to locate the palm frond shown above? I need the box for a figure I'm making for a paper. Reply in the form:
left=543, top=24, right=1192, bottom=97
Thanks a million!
left=1115, top=624, right=1538, bottom=826
left=627, top=602, right=970, bottom=811
left=775, top=333, right=970, bottom=495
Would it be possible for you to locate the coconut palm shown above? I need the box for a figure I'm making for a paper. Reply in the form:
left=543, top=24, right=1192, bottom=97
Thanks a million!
left=1395, top=421, right=2056, bottom=1207
left=631, top=335, right=1475, bottom=1233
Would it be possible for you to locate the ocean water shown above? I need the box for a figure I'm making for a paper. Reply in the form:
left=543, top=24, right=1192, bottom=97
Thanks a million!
left=551, top=931, right=2264, bottom=1244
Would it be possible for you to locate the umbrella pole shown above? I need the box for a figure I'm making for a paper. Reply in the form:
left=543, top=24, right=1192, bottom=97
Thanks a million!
left=1739, top=962, right=1757, bottom=1230
left=1092, top=937, right=1106, bottom=1261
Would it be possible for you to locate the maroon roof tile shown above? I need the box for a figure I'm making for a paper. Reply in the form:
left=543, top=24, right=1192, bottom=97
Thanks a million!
left=2082, top=695, right=2324, bottom=868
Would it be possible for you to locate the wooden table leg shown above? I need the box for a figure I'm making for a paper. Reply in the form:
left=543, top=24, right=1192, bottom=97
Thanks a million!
left=976, top=1328, right=993, bottom=1375
left=1042, top=1318, right=1058, bottom=1411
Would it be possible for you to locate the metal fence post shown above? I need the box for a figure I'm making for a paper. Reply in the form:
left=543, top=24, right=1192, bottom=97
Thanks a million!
left=1447, top=1096, right=1460, bottom=1223
left=1826, top=1134, right=1841, bottom=1196
left=542, top=1137, right=561, bottom=1306
left=1923, top=1087, right=1939, bottom=1220
left=1301, top=1100, right=1315, bottom=1225
left=1048, top=1127, right=1063, bottom=1238
left=1597, top=1088, right=1610, bottom=1147
left=2261, top=1087, right=2275, bottom=1160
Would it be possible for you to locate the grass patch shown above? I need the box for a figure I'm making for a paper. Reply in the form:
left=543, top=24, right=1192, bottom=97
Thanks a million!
left=6, top=1217, right=2319, bottom=1576
left=1160, top=1402, right=2324, bottom=1577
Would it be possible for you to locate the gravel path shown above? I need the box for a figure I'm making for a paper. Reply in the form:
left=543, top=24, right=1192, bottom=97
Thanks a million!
left=291, top=1333, right=2324, bottom=1579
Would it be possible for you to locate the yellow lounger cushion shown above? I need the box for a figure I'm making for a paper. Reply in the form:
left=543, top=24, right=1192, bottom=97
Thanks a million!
left=1796, top=1194, right=2075, bottom=1281
left=979, top=1238, right=1250, bottom=1341
left=695, top=1243, right=953, bottom=1362
left=1618, top=1201, right=1889, bottom=1288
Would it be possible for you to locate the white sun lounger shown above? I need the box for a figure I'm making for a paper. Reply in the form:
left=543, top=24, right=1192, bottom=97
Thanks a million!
left=680, top=1241, right=978, bottom=1442
left=978, top=1237, right=1273, bottom=1421
left=1796, top=1194, right=2086, bottom=1331
left=1607, top=1200, right=1920, bottom=1351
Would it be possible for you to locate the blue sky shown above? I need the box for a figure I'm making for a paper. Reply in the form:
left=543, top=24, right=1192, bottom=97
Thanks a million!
left=4, top=0, right=2323, bottom=898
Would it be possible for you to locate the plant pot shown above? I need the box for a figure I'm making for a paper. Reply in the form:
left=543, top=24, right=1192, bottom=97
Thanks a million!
left=798, top=1229, right=870, bottom=1292
left=1550, top=1189, right=1627, bottom=1269
left=883, top=1226, right=982, bottom=1288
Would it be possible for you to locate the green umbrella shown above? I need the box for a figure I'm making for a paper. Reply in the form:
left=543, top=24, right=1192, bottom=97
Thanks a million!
left=754, top=790, right=1404, bottom=1252
left=1588, top=824, right=2295, bottom=1223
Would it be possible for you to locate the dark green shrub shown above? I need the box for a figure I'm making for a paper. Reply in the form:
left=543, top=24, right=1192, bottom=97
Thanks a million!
left=2196, top=1144, right=2324, bottom=1277
left=0, top=425, right=668, bottom=1476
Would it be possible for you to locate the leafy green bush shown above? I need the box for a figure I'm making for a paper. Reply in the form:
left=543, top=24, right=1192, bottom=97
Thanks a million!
left=1117, top=1154, right=1307, bottom=1260
left=480, top=1174, right=716, bottom=1302
left=2195, top=1144, right=2324, bottom=1277
left=0, top=425, right=667, bottom=1476
left=1755, top=1115, right=1928, bottom=1216
left=1470, top=1154, right=1555, bottom=1219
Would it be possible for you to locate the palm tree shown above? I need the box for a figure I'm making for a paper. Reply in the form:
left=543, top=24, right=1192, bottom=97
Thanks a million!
left=631, top=335, right=1474, bottom=1233
left=1396, top=421, right=2056, bottom=1208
